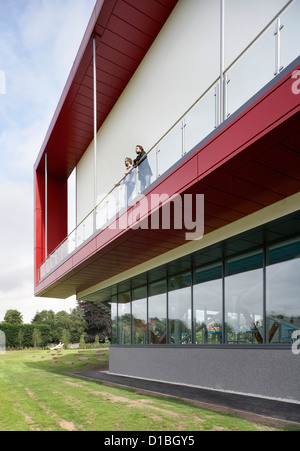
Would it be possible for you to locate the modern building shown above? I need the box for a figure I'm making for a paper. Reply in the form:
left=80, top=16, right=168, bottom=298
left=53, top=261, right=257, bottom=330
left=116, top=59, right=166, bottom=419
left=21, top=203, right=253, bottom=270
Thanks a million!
left=34, top=0, right=300, bottom=402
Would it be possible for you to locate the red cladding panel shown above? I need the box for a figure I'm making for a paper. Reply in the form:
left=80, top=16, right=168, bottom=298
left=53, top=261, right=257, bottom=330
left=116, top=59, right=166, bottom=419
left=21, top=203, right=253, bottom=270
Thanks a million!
left=34, top=173, right=67, bottom=283
left=35, top=171, right=45, bottom=284
left=47, top=177, right=68, bottom=255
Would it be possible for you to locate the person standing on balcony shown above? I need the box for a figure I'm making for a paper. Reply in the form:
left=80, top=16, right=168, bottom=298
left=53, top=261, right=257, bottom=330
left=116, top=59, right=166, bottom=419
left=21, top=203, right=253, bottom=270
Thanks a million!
left=115, top=157, right=136, bottom=206
left=133, top=145, right=152, bottom=192
left=123, top=157, right=136, bottom=205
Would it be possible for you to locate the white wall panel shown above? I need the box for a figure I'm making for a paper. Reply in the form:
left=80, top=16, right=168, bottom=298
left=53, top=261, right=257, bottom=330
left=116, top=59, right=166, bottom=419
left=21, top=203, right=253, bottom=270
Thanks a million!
left=76, top=0, right=291, bottom=224
left=77, top=0, right=220, bottom=222
left=77, top=140, right=94, bottom=223
left=224, top=0, right=290, bottom=68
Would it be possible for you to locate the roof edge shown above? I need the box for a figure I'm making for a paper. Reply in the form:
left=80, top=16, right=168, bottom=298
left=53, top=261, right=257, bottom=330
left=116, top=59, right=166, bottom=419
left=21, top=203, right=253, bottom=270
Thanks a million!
left=34, top=0, right=105, bottom=172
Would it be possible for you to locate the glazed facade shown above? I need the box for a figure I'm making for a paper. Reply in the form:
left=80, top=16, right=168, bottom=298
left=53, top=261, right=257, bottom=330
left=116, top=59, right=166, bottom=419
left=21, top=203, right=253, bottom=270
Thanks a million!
left=110, top=228, right=300, bottom=347
left=34, top=0, right=300, bottom=401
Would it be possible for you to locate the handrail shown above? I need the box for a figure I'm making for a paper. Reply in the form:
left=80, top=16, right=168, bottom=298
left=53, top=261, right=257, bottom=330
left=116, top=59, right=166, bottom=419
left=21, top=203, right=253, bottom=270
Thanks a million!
left=37, top=0, right=298, bottom=281
left=38, top=74, right=221, bottom=270
left=224, top=0, right=293, bottom=74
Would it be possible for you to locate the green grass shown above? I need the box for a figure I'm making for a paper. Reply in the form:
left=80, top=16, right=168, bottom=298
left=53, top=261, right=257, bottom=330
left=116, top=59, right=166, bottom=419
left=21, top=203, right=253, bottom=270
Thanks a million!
left=0, top=349, right=298, bottom=431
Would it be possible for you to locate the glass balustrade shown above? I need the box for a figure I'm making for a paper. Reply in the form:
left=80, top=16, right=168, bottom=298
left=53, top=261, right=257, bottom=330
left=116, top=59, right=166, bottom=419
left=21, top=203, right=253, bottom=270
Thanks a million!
left=146, top=146, right=158, bottom=183
left=281, top=0, right=300, bottom=70
left=185, top=83, right=217, bottom=151
left=38, top=1, right=299, bottom=282
left=225, top=22, right=275, bottom=117
left=156, top=121, right=183, bottom=177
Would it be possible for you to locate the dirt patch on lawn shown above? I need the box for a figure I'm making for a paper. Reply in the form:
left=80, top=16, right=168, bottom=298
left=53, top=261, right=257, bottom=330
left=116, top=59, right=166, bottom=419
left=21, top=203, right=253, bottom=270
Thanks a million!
left=70, top=363, right=109, bottom=373
left=24, top=387, right=77, bottom=431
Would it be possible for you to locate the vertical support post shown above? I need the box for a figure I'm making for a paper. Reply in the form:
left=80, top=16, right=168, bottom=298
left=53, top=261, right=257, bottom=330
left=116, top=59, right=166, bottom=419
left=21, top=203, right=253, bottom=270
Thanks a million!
left=214, top=82, right=220, bottom=128
left=191, top=264, right=194, bottom=344
left=222, top=252, right=226, bottom=345
left=130, top=279, right=133, bottom=345
left=74, top=166, right=78, bottom=249
left=181, top=118, right=186, bottom=156
left=156, top=146, right=160, bottom=178
left=220, top=0, right=225, bottom=123
left=166, top=272, right=169, bottom=345
left=45, top=152, right=48, bottom=259
left=223, top=71, right=229, bottom=120
left=274, top=17, right=283, bottom=75
left=93, top=36, right=97, bottom=233
left=116, top=285, right=119, bottom=344
left=146, top=273, right=149, bottom=344
left=263, top=243, right=267, bottom=344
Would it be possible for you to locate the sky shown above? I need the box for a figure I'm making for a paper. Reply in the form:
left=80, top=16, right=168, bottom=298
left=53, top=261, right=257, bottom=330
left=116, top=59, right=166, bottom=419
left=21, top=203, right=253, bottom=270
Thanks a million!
left=0, top=0, right=96, bottom=323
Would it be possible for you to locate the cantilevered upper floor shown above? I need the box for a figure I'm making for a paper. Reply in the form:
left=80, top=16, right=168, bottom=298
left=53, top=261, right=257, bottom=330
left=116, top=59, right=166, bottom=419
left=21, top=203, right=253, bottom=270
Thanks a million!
left=34, top=0, right=300, bottom=299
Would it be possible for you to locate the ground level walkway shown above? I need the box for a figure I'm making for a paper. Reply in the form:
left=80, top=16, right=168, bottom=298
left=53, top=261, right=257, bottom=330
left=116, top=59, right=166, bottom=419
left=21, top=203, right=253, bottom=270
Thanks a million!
left=74, top=369, right=300, bottom=427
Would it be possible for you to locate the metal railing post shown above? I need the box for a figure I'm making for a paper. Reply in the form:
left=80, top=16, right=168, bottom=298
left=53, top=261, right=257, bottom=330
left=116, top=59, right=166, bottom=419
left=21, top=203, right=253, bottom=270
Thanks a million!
left=156, top=146, right=160, bottom=178
left=181, top=118, right=186, bottom=156
left=274, top=17, right=284, bottom=75
left=93, top=36, right=97, bottom=233
left=214, top=82, right=220, bottom=128
left=220, top=0, right=225, bottom=123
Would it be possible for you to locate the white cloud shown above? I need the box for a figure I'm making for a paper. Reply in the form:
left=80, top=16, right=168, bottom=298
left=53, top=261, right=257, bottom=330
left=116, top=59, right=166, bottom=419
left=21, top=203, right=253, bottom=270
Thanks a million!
left=0, top=0, right=96, bottom=323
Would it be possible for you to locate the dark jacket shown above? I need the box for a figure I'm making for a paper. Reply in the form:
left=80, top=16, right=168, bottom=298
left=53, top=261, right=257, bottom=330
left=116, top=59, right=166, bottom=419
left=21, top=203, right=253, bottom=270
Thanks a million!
left=133, top=150, right=152, bottom=176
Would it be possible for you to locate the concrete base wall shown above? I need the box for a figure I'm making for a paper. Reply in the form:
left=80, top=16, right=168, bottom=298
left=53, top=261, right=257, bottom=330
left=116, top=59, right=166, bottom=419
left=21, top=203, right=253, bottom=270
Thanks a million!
left=109, top=346, right=300, bottom=402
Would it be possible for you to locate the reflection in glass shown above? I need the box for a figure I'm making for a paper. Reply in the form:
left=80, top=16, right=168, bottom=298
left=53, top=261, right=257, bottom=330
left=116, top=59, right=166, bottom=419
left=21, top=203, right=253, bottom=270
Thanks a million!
left=111, top=295, right=118, bottom=344
left=225, top=251, right=263, bottom=344
left=146, top=148, right=157, bottom=185
left=267, top=238, right=300, bottom=344
left=226, top=23, right=274, bottom=116
left=281, top=0, right=300, bottom=70
left=132, top=286, right=147, bottom=344
left=168, top=272, right=192, bottom=344
left=158, top=122, right=183, bottom=178
left=110, top=233, right=300, bottom=346
left=118, top=291, right=131, bottom=344
left=148, top=280, right=167, bottom=344
left=193, top=264, right=223, bottom=344
left=185, top=85, right=216, bottom=152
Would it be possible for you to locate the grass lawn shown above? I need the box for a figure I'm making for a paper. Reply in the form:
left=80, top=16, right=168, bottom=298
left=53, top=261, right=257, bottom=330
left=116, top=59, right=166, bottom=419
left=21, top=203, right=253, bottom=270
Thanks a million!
left=0, top=349, right=298, bottom=431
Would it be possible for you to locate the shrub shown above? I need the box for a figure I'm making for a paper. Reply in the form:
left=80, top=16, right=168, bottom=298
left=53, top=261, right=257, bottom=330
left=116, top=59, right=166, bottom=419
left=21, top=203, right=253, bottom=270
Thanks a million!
left=0, top=323, right=51, bottom=348
left=79, top=334, right=86, bottom=349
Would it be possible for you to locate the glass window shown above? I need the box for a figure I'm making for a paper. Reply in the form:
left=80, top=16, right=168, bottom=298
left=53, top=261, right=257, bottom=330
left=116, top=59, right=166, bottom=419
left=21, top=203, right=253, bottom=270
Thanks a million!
left=148, top=279, right=167, bottom=344
left=266, top=238, right=300, bottom=344
left=132, top=286, right=147, bottom=344
left=193, top=263, right=223, bottom=344
left=118, top=291, right=131, bottom=344
left=109, top=234, right=300, bottom=347
left=168, top=272, right=192, bottom=344
left=110, top=295, right=118, bottom=344
left=225, top=251, right=263, bottom=344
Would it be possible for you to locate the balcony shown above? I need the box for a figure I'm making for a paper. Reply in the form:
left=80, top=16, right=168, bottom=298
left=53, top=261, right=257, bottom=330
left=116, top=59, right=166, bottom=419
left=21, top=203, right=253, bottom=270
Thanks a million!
left=35, top=1, right=300, bottom=298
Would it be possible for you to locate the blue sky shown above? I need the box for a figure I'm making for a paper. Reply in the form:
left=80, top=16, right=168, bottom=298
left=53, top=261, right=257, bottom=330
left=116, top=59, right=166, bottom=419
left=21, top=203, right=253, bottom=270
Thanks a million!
left=0, top=0, right=96, bottom=323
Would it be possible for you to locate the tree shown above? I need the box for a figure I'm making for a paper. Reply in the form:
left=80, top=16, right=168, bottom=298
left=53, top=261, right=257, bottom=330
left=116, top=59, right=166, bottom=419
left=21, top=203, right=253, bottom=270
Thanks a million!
left=78, top=301, right=111, bottom=342
left=17, top=329, right=24, bottom=349
left=79, top=334, right=86, bottom=349
left=31, top=310, right=55, bottom=324
left=94, top=334, right=100, bottom=347
left=32, top=328, right=42, bottom=348
left=4, top=310, right=23, bottom=325
left=68, top=307, right=87, bottom=342
left=31, top=310, right=56, bottom=343
left=61, top=329, right=70, bottom=349
left=30, top=308, right=87, bottom=344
